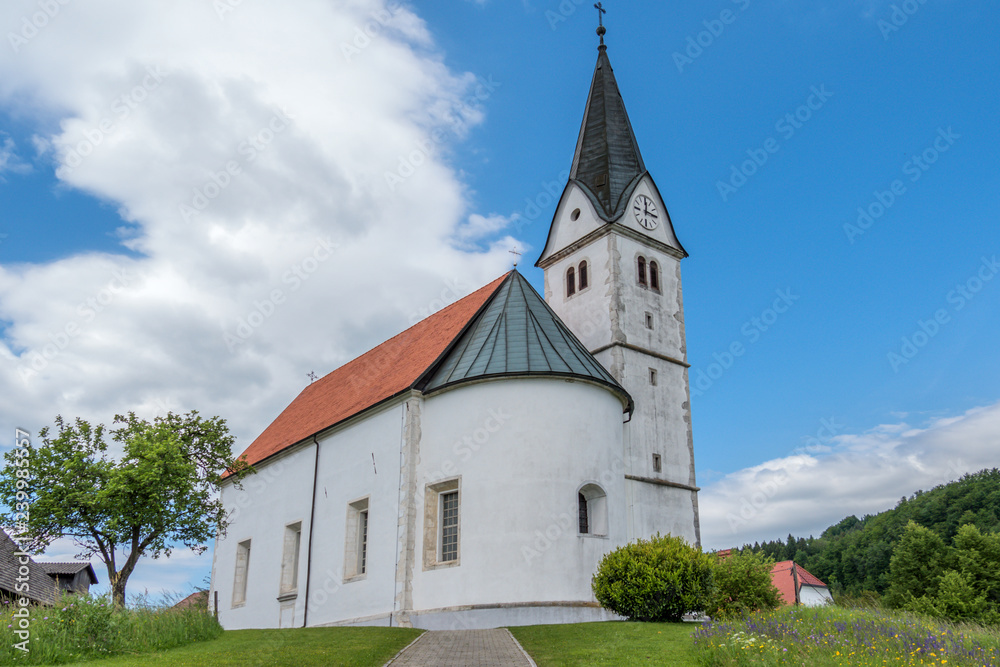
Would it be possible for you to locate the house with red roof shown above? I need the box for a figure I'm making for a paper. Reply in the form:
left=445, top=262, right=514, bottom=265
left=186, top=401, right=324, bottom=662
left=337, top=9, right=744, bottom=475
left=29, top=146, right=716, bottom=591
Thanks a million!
left=770, top=561, right=834, bottom=607
left=211, top=26, right=700, bottom=631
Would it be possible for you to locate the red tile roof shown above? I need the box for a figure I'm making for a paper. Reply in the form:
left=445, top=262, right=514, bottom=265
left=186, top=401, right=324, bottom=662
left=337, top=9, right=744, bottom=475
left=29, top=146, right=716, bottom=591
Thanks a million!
left=230, top=273, right=510, bottom=474
left=770, top=560, right=829, bottom=606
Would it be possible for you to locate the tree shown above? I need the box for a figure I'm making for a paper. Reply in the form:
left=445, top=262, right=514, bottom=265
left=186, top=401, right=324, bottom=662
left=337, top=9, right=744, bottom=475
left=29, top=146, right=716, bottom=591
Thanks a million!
left=0, top=412, right=252, bottom=606
left=884, top=521, right=948, bottom=608
left=592, top=534, right=713, bottom=622
left=705, top=550, right=782, bottom=620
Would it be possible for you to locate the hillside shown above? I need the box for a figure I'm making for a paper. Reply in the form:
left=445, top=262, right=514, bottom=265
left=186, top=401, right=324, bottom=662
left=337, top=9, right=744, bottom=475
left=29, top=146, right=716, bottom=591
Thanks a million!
left=744, top=468, right=1000, bottom=594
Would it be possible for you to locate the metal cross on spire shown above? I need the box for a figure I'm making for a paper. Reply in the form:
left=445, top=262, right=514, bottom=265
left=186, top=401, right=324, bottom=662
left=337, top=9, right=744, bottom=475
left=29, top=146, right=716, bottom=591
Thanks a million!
left=509, top=247, right=523, bottom=268
left=595, top=2, right=607, bottom=45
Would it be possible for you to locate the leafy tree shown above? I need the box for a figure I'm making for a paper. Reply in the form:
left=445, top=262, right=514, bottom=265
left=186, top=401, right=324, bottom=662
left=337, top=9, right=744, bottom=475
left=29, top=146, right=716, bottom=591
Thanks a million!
left=705, top=550, right=782, bottom=620
left=592, top=534, right=713, bottom=622
left=0, top=412, right=252, bottom=606
left=884, top=521, right=948, bottom=607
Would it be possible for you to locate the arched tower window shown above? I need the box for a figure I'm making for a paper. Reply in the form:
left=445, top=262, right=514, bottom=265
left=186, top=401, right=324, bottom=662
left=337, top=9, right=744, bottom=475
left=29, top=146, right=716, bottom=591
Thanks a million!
left=566, top=266, right=576, bottom=297
left=637, top=257, right=647, bottom=286
left=577, top=484, right=608, bottom=536
left=649, top=261, right=660, bottom=291
left=578, top=261, right=589, bottom=290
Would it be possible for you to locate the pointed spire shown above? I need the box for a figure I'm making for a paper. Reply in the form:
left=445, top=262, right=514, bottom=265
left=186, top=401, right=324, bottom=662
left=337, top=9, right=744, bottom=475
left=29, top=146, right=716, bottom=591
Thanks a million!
left=569, top=38, right=646, bottom=221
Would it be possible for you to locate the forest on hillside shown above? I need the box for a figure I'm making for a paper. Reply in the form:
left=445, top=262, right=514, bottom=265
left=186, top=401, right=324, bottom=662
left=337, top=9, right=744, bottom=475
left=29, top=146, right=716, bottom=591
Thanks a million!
left=743, top=468, right=1000, bottom=595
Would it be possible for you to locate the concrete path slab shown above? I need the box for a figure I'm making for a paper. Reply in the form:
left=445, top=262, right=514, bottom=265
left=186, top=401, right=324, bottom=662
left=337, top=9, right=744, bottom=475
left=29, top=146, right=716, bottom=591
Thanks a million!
left=386, top=629, right=536, bottom=666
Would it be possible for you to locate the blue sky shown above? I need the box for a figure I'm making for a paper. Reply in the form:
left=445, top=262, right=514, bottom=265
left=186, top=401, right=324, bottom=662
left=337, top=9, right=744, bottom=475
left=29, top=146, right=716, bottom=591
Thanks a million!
left=0, top=0, right=998, bottom=598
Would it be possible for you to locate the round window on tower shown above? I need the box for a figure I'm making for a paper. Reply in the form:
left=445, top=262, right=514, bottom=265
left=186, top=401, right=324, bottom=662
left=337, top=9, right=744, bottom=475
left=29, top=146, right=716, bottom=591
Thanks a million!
left=571, top=208, right=581, bottom=221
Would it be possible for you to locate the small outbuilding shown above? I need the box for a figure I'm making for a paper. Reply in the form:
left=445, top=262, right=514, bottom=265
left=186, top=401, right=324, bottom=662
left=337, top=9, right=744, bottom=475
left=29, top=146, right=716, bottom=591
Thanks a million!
left=0, top=531, right=99, bottom=604
left=770, top=560, right=834, bottom=607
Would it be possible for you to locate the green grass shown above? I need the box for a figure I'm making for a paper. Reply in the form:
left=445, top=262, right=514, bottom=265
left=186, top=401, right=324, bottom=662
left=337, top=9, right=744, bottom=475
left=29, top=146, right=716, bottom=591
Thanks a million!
left=0, top=593, right=222, bottom=665
left=510, top=621, right=701, bottom=666
left=57, top=628, right=423, bottom=667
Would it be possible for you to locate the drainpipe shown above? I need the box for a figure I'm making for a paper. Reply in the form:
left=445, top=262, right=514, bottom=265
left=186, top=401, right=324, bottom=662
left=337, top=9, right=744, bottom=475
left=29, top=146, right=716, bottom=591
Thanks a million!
left=302, top=435, right=321, bottom=627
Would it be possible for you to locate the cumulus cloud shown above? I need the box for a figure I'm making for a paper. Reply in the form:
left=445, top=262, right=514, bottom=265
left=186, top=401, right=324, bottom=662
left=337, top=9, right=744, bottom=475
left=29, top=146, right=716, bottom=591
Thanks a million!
left=699, top=402, right=1000, bottom=550
left=0, top=0, right=520, bottom=594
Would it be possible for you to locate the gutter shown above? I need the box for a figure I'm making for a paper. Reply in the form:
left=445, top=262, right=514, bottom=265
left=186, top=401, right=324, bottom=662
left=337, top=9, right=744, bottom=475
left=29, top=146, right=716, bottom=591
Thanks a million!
left=302, top=435, right=320, bottom=627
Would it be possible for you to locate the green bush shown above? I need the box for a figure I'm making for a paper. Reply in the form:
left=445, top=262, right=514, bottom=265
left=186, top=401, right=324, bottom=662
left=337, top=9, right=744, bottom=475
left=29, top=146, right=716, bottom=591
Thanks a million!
left=592, top=533, right=713, bottom=622
left=705, top=549, right=782, bottom=620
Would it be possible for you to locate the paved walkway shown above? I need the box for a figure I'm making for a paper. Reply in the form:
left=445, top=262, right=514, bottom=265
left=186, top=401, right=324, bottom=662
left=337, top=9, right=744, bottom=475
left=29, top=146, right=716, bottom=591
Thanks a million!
left=387, top=629, right=536, bottom=666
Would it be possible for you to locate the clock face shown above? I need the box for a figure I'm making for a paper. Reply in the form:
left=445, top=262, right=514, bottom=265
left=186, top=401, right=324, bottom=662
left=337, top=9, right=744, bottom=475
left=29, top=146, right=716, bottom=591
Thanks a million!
left=633, top=195, right=659, bottom=230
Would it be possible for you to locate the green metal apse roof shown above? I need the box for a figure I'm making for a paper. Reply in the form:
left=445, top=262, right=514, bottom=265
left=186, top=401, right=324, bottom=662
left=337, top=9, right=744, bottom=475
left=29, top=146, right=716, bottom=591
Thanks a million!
left=419, top=271, right=633, bottom=414
left=570, top=44, right=647, bottom=221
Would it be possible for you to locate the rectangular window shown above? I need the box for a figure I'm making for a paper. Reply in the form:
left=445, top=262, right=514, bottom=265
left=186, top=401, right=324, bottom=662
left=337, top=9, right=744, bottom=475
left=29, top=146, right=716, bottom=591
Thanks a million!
left=440, top=491, right=459, bottom=562
left=653, top=453, right=662, bottom=473
left=232, top=539, right=251, bottom=607
left=345, top=498, right=370, bottom=581
left=578, top=492, right=589, bottom=534
left=279, top=522, right=302, bottom=595
left=423, top=478, right=461, bottom=569
left=649, top=368, right=658, bottom=386
left=645, top=312, right=654, bottom=330
left=359, top=509, right=369, bottom=575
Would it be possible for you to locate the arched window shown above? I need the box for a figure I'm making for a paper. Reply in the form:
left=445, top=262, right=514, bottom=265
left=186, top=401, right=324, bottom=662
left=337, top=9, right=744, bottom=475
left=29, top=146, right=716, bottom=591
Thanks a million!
left=578, top=261, right=589, bottom=291
left=649, top=261, right=660, bottom=291
left=566, top=266, right=576, bottom=297
left=577, top=484, right=608, bottom=536
left=637, top=257, right=647, bottom=286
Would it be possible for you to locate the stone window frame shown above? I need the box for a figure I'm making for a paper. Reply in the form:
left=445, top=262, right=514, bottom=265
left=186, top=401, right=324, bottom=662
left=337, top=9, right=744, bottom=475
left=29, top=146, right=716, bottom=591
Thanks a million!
left=344, top=497, right=370, bottom=583
left=278, top=522, right=302, bottom=599
left=577, top=483, right=608, bottom=537
left=423, top=477, right=461, bottom=570
left=232, top=539, right=251, bottom=608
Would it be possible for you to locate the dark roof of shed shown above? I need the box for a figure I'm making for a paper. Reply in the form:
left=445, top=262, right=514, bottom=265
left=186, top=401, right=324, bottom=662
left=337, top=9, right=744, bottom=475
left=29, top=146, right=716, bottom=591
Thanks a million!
left=420, top=272, right=633, bottom=413
left=37, top=561, right=99, bottom=584
left=0, top=531, right=57, bottom=605
left=570, top=44, right=647, bottom=221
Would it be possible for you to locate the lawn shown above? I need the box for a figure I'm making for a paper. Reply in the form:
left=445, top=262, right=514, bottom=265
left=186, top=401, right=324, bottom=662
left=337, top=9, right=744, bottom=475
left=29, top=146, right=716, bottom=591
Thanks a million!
left=56, top=627, right=422, bottom=667
left=510, top=621, right=701, bottom=666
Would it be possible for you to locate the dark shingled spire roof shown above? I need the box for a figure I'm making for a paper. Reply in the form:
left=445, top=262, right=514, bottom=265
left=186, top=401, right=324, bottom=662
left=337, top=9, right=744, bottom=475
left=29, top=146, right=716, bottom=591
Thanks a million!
left=420, top=272, right=633, bottom=414
left=570, top=44, right=647, bottom=221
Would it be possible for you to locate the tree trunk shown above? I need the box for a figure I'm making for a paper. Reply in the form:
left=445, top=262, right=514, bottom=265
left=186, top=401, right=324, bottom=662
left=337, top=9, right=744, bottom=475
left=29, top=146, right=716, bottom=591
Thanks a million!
left=108, top=571, right=128, bottom=607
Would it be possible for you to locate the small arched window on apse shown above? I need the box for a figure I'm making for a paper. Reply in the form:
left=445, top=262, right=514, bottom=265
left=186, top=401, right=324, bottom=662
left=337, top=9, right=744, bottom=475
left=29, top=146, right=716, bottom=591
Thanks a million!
left=578, top=261, right=589, bottom=291
left=577, top=483, right=608, bottom=536
left=637, top=256, right=647, bottom=286
left=566, top=266, right=576, bottom=297
left=649, top=260, right=660, bottom=291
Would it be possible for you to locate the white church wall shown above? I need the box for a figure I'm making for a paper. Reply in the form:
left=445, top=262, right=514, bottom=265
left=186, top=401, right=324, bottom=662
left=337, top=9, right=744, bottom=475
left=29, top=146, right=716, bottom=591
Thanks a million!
left=614, top=233, right=686, bottom=363
left=543, top=231, right=614, bottom=355
left=303, top=400, right=408, bottom=627
left=213, top=442, right=316, bottom=630
left=412, top=378, right=628, bottom=620
left=540, top=183, right=604, bottom=267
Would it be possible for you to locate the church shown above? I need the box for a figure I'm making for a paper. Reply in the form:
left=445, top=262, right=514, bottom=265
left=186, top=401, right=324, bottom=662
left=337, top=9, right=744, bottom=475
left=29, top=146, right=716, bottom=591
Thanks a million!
left=210, top=25, right=700, bottom=631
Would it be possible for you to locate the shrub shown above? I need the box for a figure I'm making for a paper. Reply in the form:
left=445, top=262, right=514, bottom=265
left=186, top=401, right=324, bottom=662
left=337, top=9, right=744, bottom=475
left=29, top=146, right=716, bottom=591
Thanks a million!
left=705, top=549, right=782, bottom=620
left=592, top=533, right=713, bottom=622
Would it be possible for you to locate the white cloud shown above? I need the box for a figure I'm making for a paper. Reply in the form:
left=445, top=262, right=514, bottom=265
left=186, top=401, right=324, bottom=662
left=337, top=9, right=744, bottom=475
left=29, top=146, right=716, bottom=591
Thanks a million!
left=699, top=402, right=1000, bottom=550
left=0, top=0, right=520, bottom=592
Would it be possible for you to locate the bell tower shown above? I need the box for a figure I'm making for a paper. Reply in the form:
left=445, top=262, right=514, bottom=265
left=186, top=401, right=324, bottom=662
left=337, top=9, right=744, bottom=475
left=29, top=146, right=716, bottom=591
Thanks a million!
left=535, top=19, right=700, bottom=546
